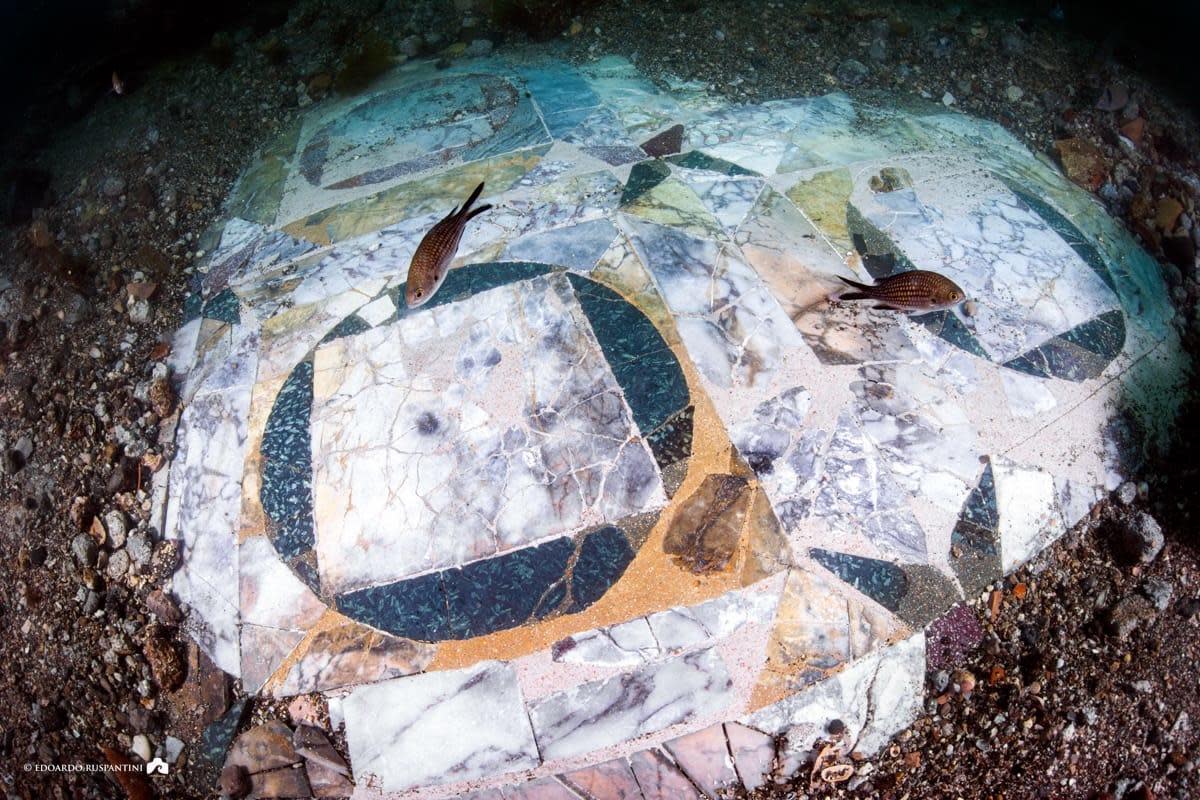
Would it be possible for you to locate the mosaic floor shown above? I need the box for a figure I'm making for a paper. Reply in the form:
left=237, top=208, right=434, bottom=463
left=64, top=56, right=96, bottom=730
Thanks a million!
left=159, top=49, right=1186, bottom=798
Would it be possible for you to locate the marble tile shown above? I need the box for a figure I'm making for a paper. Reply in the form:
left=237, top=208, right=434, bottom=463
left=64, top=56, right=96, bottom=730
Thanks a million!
left=273, top=623, right=435, bottom=697
left=756, top=567, right=907, bottom=700
left=309, top=273, right=665, bottom=594
left=663, top=723, right=738, bottom=797
left=341, top=661, right=538, bottom=792
left=238, top=535, right=325, bottom=631
left=240, top=624, right=304, bottom=694
left=808, top=409, right=929, bottom=562
left=723, top=723, right=775, bottom=791
left=558, top=757, right=644, bottom=800
left=627, top=749, right=702, bottom=800
left=502, top=777, right=579, bottom=800
left=747, top=633, right=925, bottom=763
left=530, top=648, right=734, bottom=760
left=502, top=219, right=619, bottom=271
left=992, top=457, right=1066, bottom=572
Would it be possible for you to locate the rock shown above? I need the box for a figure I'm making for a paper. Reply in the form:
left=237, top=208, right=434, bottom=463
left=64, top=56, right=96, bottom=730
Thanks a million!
left=397, top=35, right=423, bottom=58
left=867, top=38, right=887, bottom=62
left=307, top=758, right=354, bottom=798
left=1107, top=594, right=1158, bottom=639
left=1143, top=579, right=1174, bottom=611
left=175, top=642, right=231, bottom=729
left=148, top=539, right=182, bottom=580
left=226, top=721, right=301, bottom=774
left=293, top=725, right=349, bottom=776
left=132, top=734, right=152, bottom=762
left=101, top=746, right=154, bottom=800
left=126, top=282, right=157, bottom=301
left=249, top=766, right=311, bottom=798
left=127, top=529, right=153, bottom=567
left=220, top=764, right=251, bottom=798
left=463, top=39, right=493, bottom=57
left=1117, top=481, right=1138, bottom=505
left=1054, top=138, right=1108, bottom=191
left=72, top=533, right=98, bottom=566
left=1095, top=84, right=1129, bottom=112
left=1155, top=197, right=1185, bottom=233
left=942, top=91, right=956, bottom=107
left=1120, top=118, right=1145, bottom=146
left=1006, top=85, right=1024, bottom=102
left=164, top=736, right=185, bottom=763
left=149, top=377, right=174, bottom=417
left=70, top=495, right=95, bottom=531
left=143, top=627, right=184, bottom=691
left=932, top=669, right=951, bottom=693
left=145, top=587, right=183, bottom=624
left=106, top=548, right=130, bottom=580
left=104, top=510, right=128, bottom=548
left=1109, top=511, right=1165, bottom=565
left=129, top=299, right=151, bottom=324
left=835, top=59, right=869, bottom=86
left=101, top=176, right=127, bottom=198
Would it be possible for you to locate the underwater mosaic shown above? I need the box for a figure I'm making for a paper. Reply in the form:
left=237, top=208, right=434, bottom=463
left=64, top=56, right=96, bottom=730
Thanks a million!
left=162, top=48, right=1185, bottom=798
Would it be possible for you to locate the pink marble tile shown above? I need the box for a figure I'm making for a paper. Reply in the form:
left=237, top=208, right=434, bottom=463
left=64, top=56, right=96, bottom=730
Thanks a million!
left=723, top=722, right=776, bottom=791
left=663, top=723, right=737, bottom=797
left=502, top=776, right=578, bottom=800
left=628, top=749, right=701, bottom=800
left=559, top=757, right=644, bottom=800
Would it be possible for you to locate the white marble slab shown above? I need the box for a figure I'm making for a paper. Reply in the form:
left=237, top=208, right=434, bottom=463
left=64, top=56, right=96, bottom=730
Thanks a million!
left=309, top=272, right=665, bottom=593
left=342, top=661, right=539, bottom=792
left=530, top=648, right=734, bottom=761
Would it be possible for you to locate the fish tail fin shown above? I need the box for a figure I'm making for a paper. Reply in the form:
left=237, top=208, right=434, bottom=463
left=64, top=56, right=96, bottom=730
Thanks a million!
left=457, top=182, right=486, bottom=218
left=838, top=275, right=872, bottom=292
left=462, top=203, right=492, bottom=222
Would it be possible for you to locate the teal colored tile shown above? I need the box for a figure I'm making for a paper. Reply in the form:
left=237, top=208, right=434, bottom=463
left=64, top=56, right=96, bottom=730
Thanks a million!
left=620, top=160, right=672, bottom=206
left=568, top=273, right=690, bottom=435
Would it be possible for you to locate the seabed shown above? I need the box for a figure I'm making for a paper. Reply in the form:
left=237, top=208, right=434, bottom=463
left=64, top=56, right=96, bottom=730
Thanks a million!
left=157, top=49, right=1187, bottom=797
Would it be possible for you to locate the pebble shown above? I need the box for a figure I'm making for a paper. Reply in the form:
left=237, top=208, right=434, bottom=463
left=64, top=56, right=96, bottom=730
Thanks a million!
left=1107, top=593, right=1158, bottom=639
left=72, top=533, right=98, bottom=566
left=143, top=628, right=184, bottom=691
left=106, top=548, right=130, bottom=580
left=1117, top=481, right=1139, bottom=505
left=101, top=176, right=126, bottom=198
left=132, top=734, right=152, bottom=762
left=835, top=59, right=869, bottom=86
left=1143, top=578, right=1174, bottom=611
left=942, top=91, right=956, bottom=107
left=104, top=510, right=128, bottom=548
left=127, top=529, right=153, bottom=566
left=1006, top=85, right=1024, bottom=102
left=932, top=669, right=951, bottom=693
left=145, top=587, right=183, bottom=625
left=463, top=39, right=493, bottom=58
left=1110, top=511, right=1165, bottom=565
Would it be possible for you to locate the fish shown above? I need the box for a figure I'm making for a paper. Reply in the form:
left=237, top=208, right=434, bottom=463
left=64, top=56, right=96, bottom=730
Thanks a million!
left=837, top=270, right=967, bottom=312
left=405, top=181, right=492, bottom=308
left=111, top=71, right=125, bottom=95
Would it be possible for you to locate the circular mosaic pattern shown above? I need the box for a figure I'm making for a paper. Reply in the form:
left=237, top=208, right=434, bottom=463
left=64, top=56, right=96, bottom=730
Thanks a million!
left=259, top=262, right=694, bottom=642
left=299, top=75, right=520, bottom=190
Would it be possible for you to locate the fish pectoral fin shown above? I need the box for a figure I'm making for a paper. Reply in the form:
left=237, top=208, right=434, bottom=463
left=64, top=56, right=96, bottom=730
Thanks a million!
left=873, top=303, right=903, bottom=311
left=838, top=291, right=870, bottom=301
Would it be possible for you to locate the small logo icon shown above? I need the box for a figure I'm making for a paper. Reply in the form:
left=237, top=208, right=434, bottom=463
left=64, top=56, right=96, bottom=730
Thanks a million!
left=146, top=758, right=170, bottom=775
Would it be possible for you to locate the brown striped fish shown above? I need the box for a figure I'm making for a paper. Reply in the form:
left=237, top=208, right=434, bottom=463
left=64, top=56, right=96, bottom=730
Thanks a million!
left=405, top=181, right=492, bottom=308
left=837, top=270, right=966, bottom=312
